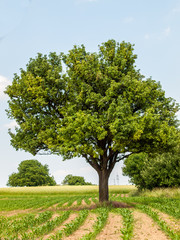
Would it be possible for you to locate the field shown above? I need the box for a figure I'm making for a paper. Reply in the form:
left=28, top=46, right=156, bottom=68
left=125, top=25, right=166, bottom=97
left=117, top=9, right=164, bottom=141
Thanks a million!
left=0, top=186, right=179, bottom=240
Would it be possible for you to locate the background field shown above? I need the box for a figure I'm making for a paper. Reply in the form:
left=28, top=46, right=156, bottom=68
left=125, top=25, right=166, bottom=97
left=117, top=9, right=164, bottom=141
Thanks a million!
left=0, top=186, right=179, bottom=239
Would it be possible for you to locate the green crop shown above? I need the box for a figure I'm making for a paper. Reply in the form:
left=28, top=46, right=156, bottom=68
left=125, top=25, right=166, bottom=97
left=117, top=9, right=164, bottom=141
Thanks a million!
left=81, top=208, right=108, bottom=240
left=115, top=208, right=133, bottom=240
left=49, top=209, right=89, bottom=240
left=137, top=205, right=180, bottom=240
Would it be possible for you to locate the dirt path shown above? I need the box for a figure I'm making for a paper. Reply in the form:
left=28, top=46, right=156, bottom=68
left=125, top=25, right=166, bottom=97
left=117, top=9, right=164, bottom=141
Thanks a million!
left=64, top=213, right=97, bottom=239
left=132, top=210, right=170, bottom=240
left=71, top=200, right=78, bottom=207
left=42, top=213, right=78, bottom=240
left=96, top=212, right=123, bottom=240
left=62, top=202, right=68, bottom=207
left=81, top=199, right=88, bottom=206
left=48, top=202, right=60, bottom=210
left=0, top=208, right=33, bottom=217
left=155, top=210, right=180, bottom=233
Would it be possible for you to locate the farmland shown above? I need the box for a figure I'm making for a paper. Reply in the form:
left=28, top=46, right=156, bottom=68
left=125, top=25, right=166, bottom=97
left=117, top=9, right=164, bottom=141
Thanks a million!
left=0, top=186, right=179, bottom=239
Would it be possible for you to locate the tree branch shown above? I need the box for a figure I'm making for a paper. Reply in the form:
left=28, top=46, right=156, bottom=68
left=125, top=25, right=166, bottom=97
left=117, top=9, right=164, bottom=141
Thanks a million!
left=82, top=154, right=101, bottom=173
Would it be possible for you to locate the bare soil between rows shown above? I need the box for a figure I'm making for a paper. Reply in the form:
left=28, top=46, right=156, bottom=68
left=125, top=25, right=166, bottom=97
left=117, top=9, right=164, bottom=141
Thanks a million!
left=60, top=201, right=135, bottom=211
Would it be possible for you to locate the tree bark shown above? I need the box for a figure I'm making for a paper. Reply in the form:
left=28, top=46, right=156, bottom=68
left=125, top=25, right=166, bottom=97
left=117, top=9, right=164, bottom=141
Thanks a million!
left=98, top=169, right=109, bottom=202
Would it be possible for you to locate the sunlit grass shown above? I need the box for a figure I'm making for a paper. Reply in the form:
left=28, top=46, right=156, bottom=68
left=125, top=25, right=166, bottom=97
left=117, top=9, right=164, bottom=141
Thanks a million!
left=0, top=185, right=136, bottom=195
left=133, top=187, right=180, bottom=198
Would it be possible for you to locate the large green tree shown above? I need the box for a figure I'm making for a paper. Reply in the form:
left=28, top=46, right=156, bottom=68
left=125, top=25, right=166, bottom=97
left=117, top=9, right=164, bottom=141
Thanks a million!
left=5, top=40, right=179, bottom=201
left=7, top=160, right=56, bottom=187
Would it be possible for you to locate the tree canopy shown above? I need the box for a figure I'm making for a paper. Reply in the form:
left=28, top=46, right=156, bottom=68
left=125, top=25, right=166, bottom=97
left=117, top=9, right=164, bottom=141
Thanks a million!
left=7, top=160, right=56, bottom=187
left=5, top=39, right=179, bottom=201
left=123, top=150, right=180, bottom=190
left=62, top=174, right=92, bottom=185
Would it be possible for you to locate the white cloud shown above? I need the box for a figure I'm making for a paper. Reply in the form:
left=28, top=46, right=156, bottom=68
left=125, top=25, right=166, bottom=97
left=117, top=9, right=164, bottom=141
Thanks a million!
left=163, top=27, right=171, bottom=37
left=0, top=75, right=11, bottom=99
left=123, top=17, right=134, bottom=24
left=144, top=34, right=150, bottom=40
left=4, top=120, right=18, bottom=129
left=144, top=26, right=171, bottom=41
left=172, top=7, right=180, bottom=13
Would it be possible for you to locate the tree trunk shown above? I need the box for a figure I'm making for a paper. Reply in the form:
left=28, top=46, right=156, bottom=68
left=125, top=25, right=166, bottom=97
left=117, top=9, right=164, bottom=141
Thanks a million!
left=98, top=169, right=109, bottom=202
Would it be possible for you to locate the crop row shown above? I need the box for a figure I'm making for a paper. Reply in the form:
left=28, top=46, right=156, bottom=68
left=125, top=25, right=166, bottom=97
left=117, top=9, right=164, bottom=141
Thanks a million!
left=113, top=195, right=180, bottom=219
left=137, top=205, right=180, bottom=240
left=1, top=206, right=179, bottom=239
left=0, top=211, right=53, bottom=238
left=0, top=195, right=98, bottom=211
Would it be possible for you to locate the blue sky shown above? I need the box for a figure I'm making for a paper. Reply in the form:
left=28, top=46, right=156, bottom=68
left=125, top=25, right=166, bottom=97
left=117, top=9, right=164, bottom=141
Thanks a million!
left=0, top=0, right=180, bottom=187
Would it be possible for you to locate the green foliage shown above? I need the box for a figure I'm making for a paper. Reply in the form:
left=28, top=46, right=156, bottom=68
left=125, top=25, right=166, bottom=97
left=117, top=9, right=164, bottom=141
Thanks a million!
left=62, top=174, right=92, bottom=185
left=5, top=39, right=179, bottom=200
left=7, top=160, right=56, bottom=187
left=123, top=150, right=180, bottom=190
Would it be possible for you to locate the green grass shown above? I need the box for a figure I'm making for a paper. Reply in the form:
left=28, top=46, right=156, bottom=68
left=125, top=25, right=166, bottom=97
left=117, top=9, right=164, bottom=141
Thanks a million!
left=132, top=187, right=180, bottom=198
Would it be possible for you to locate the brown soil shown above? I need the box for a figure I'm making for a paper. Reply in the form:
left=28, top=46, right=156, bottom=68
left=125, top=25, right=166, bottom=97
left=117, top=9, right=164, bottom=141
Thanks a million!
left=88, top=197, right=96, bottom=204
left=51, top=213, right=60, bottom=220
left=81, top=199, right=88, bottom=206
left=155, top=210, right=180, bottom=233
left=96, top=212, right=123, bottom=240
left=42, top=213, right=78, bottom=240
left=48, top=203, right=60, bottom=210
left=62, top=202, right=68, bottom=207
left=64, top=213, right=97, bottom=239
left=60, top=201, right=134, bottom=211
left=0, top=208, right=33, bottom=217
left=133, top=210, right=170, bottom=240
left=71, top=200, right=78, bottom=206
left=111, top=201, right=134, bottom=208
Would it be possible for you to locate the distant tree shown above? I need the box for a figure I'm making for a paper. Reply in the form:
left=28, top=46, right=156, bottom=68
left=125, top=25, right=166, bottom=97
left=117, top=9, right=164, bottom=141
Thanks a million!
left=62, top=174, right=92, bottom=185
left=7, top=160, right=56, bottom=187
left=5, top=39, right=179, bottom=201
left=123, top=150, right=180, bottom=190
